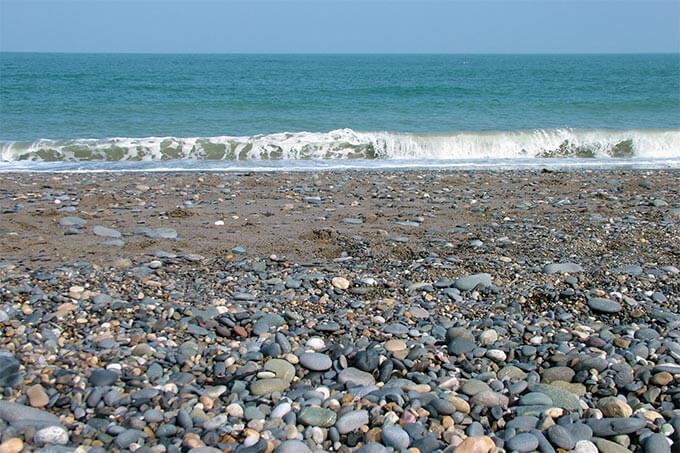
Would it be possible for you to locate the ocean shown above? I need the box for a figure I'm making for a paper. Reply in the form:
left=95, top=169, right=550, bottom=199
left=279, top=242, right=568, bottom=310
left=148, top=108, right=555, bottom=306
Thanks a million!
left=1, top=53, right=679, bottom=171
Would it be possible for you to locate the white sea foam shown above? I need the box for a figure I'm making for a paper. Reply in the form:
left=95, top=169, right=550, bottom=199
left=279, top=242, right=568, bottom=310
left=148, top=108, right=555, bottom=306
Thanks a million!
left=1, top=128, right=679, bottom=162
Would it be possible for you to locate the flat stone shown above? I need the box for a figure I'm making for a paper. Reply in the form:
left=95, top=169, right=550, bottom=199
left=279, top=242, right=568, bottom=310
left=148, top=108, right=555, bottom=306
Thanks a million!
left=26, top=384, right=49, bottom=408
left=455, top=436, right=495, bottom=453
left=470, top=390, right=509, bottom=408
left=586, top=417, right=647, bottom=436
left=335, top=410, right=369, bottom=434
left=338, top=367, right=375, bottom=387
left=598, top=397, right=633, bottom=418
left=298, top=407, right=337, bottom=427
left=587, top=298, right=622, bottom=314
left=276, top=440, right=311, bottom=453
left=544, top=262, right=584, bottom=274
left=264, top=359, right=296, bottom=382
left=453, top=273, right=492, bottom=291
left=643, top=433, right=671, bottom=453
left=0, top=401, right=62, bottom=429
left=382, top=424, right=410, bottom=450
left=542, top=366, right=575, bottom=383
left=93, top=225, right=121, bottom=238
left=548, top=425, right=576, bottom=450
left=0, top=352, right=22, bottom=388
left=506, top=433, right=539, bottom=452
left=384, top=339, right=407, bottom=352
left=592, top=437, right=635, bottom=453
left=250, top=378, right=290, bottom=396
left=298, top=352, right=332, bottom=371
left=531, top=384, right=582, bottom=411
left=519, top=392, right=553, bottom=406
left=448, top=337, right=476, bottom=355
left=59, top=216, right=86, bottom=227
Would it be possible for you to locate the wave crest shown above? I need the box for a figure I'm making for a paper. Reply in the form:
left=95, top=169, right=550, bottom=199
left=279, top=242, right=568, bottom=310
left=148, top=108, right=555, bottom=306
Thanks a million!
left=1, top=128, right=678, bottom=162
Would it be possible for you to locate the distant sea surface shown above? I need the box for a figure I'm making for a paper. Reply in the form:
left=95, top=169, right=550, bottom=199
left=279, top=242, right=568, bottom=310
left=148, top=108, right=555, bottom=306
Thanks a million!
left=1, top=53, right=679, bottom=171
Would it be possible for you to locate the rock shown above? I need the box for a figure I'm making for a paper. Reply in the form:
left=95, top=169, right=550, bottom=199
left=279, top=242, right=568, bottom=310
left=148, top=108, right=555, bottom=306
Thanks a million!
left=453, top=273, right=492, bottom=291
left=299, top=407, right=337, bottom=427
left=338, top=367, right=375, bottom=387
left=519, top=392, right=553, bottom=406
left=332, top=277, right=350, bottom=290
left=598, top=397, right=633, bottom=418
left=115, top=429, right=144, bottom=449
left=0, top=352, right=22, bottom=388
left=448, top=337, right=476, bottom=355
left=335, top=410, right=369, bottom=434
left=506, top=433, right=540, bottom=452
left=382, top=425, right=410, bottom=450
left=34, top=426, right=69, bottom=445
left=298, top=352, right=332, bottom=371
left=0, top=401, right=62, bottom=429
left=0, top=438, right=23, bottom=453
left=470, top=390, right=509, bottom=408
left=586, top=417, right=647, bottom=436
left=264, top=359, right=296, bottom=382
left=587, top=298, right=622, bottom=314
left=531, top=383, right=582, bottom=411
left=454, top=436, right=496, bottom=453
left=89, top=368, right=120, bottom=386
left=574, top=440, right=599, bottom=453
left=93, top=225, right=121, bottom=238
left=26, top=384, right=49, bottom=408
left=548, top=425, right=576, bottom=450
left=541, top=366, right=575, bottom=383
left=643, top=433, right=671, bottom=453
left=250, top=378, right=290, bottom=396
left=592, top=437, right=635, bottom=453
left=384, top=339, right=407, bottom=352
left=276, top=440, right=311, bottom=453
left=543, top=262, right=584, bottom=274
left=59, top=216, right=86, bottom=227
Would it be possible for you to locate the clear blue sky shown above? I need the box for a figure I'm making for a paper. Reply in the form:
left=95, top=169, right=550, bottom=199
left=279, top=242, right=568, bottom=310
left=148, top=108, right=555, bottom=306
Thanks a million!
left=1, top=0, right=678, bottom=53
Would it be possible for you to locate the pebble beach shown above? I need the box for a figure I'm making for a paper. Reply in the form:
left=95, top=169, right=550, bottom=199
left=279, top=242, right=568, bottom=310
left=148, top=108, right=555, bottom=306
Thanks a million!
left=0, top=169, right=678, bottom=453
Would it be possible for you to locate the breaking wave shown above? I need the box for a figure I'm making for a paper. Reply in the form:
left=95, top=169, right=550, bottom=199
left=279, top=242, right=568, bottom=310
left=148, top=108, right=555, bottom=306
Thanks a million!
left=1, top=128, right=679, bottom=162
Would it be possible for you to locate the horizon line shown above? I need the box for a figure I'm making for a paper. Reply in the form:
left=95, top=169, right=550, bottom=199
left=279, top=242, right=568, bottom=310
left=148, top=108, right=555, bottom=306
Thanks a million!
left=1, top=51, right=679, bottom=56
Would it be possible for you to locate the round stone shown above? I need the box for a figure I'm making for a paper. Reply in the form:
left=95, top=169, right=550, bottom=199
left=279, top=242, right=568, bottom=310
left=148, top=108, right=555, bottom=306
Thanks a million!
left=0, top=438, right=23, bottom=453
left=338, top=367, right=375, bottom=387
left=335, top=410, right=369, bottom=434
left=299, top=407, right=337, bottom=427
left=250, top=378, right=290, bottom=396
left=548, top=425, right=576, bottom=450
left=384, top=339, right=407, bottom=352
left=506, top=433, right=539, bottom=452
left=276, top=440, right=311, bottom=453
left=382, top=424, right=410, bottom=450
left=331, top=277, right=350, bottom=290
left=34, top=426, right=69, bottom=446
left=298, top=352, right=332, bottom=371
left=26, top=384, right=49, bottom=408
left=597, top=397, right=633, bottom=418
left=455, top=436, right=495, bottom=453
left=264, top=359, right=296, bottom=382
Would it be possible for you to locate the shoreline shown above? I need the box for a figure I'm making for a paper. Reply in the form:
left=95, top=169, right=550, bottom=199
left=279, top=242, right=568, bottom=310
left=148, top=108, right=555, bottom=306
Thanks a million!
left=0, top=168, right=678, bottom=452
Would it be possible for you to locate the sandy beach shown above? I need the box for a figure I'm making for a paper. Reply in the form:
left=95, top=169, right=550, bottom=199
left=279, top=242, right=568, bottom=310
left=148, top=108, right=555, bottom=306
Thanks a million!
left=0, top=169, right=678, bottom=452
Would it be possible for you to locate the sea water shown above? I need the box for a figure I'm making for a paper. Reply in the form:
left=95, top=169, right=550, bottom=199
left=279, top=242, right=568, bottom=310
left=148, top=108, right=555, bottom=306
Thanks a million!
left=1, top=53, right=679, bottom=171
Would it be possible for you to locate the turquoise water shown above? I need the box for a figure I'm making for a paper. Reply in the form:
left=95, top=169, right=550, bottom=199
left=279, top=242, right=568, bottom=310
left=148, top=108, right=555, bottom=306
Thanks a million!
left=1, top=53, right=679, bottom=168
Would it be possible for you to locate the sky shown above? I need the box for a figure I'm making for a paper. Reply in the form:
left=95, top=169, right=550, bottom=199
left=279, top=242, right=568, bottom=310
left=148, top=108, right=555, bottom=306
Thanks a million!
left=1, top=0, right=679, bottom=54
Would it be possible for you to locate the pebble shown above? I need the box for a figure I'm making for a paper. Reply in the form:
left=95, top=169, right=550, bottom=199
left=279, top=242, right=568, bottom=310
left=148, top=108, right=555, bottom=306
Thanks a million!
left=298, top=352, right=332, bottom=371
left=336, top=410, right=369, bottom=434
left=587, top=297, right=622, bottom=314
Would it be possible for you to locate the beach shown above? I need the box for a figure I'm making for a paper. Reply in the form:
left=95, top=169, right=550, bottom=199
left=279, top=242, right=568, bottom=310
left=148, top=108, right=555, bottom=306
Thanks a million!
left=0, top=168, right=678, bottom=452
